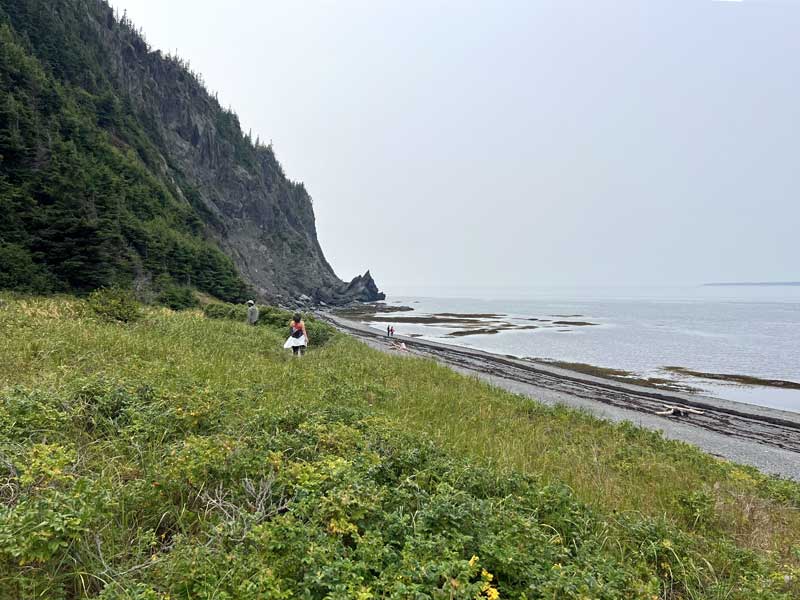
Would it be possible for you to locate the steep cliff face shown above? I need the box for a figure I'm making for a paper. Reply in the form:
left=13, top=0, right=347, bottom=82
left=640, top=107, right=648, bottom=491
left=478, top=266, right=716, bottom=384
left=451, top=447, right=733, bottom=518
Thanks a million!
left=88, top=6, right=383, bottom=304
left=0, top=0, right=383, bottom=304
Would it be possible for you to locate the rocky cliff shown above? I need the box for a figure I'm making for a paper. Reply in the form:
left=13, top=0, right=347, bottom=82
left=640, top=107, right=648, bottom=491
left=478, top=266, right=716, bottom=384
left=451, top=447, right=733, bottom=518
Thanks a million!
left=0, top=0, right=383, bottom=304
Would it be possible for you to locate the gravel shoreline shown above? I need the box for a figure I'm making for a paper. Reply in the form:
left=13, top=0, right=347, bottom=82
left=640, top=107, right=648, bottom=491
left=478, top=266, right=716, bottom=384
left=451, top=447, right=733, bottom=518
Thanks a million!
left=325, top=314, right=800, bottom=481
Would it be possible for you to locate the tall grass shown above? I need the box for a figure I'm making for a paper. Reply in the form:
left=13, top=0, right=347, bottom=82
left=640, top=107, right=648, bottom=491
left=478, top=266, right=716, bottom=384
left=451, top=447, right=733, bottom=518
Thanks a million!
left=0, top=294, right=798, bottom=598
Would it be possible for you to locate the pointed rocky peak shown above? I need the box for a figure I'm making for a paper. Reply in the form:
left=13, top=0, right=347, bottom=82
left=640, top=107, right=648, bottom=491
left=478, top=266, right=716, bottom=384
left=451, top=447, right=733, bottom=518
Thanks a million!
left=341, top=270, right=386, bottom=302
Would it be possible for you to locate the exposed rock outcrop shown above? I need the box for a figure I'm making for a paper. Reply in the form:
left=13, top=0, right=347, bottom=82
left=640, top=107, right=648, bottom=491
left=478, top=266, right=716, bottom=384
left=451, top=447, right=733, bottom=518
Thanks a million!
left=315, top=271, right=386, bottom=305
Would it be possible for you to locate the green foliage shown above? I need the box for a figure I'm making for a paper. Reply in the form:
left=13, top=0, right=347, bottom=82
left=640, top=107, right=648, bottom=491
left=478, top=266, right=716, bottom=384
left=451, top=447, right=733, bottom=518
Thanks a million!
left=0, top=387, right=661, bottom=597
left=155, top=281, right=198, bottom=311
left=203, top=301, right=336, bottom=346
left=0, top=243, right=55, bottom=292
left=255, top=305, right=295, bottom=328
left=678, top=489, right=717, bottom=531
left=304, top=319, right=334, bottom=346
left=88, top=286, right=141, bottom=323
left=0, top=295, right=798, bottom=599
left=203, top=301, right=247, bottom=322
left=0, top=2, right=250, bottom=302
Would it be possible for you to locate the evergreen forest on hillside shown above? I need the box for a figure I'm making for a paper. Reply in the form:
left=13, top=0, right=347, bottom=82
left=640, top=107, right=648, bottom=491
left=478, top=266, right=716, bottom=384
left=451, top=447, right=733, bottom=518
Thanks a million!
left=0, top=0, right=252, bottom=301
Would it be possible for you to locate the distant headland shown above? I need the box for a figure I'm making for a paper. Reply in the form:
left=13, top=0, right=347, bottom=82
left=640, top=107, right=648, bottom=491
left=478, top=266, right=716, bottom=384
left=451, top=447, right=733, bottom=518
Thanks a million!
left=703, top=281, right=800, bottom=287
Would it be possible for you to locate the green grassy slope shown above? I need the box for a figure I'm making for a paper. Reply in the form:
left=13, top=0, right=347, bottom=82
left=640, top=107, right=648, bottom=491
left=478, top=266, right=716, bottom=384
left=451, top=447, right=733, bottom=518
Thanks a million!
left=0, top=295, right=798, bottom=599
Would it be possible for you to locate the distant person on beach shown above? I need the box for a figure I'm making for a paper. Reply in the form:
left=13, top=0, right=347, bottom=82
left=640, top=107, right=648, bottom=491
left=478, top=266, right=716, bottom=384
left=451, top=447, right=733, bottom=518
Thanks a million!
left=246, top=300, right=259, bottom=325
left=387, top=325, right=391, bottom=337
left=284, top=313, right=308, bottom=357
left=390, top=326, right=395, bottom=337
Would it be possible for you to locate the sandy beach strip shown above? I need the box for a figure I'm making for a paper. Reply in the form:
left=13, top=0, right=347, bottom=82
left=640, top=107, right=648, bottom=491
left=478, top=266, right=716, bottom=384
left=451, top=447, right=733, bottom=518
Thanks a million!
left=324, top=314, right=800, bottom=481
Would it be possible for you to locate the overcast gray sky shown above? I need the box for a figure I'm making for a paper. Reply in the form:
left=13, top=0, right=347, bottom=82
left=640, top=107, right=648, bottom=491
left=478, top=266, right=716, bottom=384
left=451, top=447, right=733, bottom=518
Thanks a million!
left=112, top=0, right=799, bottom=292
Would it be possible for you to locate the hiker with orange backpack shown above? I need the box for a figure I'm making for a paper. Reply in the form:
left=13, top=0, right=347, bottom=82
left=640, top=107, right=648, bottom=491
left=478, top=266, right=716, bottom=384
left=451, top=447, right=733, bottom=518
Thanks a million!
left=283, top=313, right=309, bottom=357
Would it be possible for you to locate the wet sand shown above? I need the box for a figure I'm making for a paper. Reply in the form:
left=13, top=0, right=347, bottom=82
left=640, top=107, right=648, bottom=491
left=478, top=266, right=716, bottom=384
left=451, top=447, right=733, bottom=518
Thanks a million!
left=324, top=314, right=800, bottom=481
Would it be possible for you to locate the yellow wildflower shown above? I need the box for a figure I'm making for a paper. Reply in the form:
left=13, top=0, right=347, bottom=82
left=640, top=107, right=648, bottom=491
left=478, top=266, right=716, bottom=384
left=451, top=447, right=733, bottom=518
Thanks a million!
left=469, top=555, right=479, bottom=567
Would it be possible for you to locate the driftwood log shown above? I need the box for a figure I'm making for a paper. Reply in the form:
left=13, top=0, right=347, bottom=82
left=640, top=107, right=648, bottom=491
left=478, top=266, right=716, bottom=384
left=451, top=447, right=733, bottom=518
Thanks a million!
left=655, top=404, right=705, bottom=417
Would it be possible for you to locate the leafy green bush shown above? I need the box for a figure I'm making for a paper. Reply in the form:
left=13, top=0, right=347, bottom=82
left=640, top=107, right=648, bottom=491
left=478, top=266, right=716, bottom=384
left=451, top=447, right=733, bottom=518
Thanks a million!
left=304, top=319, right=333, bottom=346
left=678, top=489, right=717, bottom=530
left=88, top=287, right=141, bottom=323
left=156, top=283, right=198, bottom=311
left=257, top=305, right=294, bottom=328
left=203, top=302, right=246, bottom=321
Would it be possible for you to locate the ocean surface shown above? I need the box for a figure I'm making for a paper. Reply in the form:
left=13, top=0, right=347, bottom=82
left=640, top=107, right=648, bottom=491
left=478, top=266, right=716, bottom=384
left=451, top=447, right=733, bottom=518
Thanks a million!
left=364, top=286, right=800, bottom=413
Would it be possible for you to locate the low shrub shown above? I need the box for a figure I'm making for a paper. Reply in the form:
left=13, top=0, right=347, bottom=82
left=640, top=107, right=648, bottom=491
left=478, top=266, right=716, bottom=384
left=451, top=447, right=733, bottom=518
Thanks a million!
left=304, top=320, right=333, bottom=346
left=156, top=284, right=198, bottom=311
left=0, top=395, right=663, bottom=598
left=203, top=302, right=246, bottom=321
left=257, top=305, right=294, bottom=328
left=87, top=287, right=142, bottom=323
left=678, top=489, right=717, bottom=531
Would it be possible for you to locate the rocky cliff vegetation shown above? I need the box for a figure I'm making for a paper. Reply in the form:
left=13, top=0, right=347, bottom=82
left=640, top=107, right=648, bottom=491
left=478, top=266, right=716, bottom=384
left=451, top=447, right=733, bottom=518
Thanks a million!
left=0, top=0, right=383, bottom=304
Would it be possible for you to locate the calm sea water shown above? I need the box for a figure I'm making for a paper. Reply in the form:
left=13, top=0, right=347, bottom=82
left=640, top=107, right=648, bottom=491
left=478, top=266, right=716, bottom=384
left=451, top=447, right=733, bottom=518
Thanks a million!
left=368, top=286, right=800, bottom=413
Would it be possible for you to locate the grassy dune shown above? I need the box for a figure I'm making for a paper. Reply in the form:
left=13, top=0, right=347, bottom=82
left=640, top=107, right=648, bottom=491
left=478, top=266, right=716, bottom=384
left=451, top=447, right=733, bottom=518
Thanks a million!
left=0, top=294, right=798, bottom=599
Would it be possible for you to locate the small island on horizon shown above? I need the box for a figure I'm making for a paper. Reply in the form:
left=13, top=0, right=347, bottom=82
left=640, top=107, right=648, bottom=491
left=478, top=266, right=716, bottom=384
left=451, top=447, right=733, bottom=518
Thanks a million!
left=703, top=281, right=800, bottom=287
